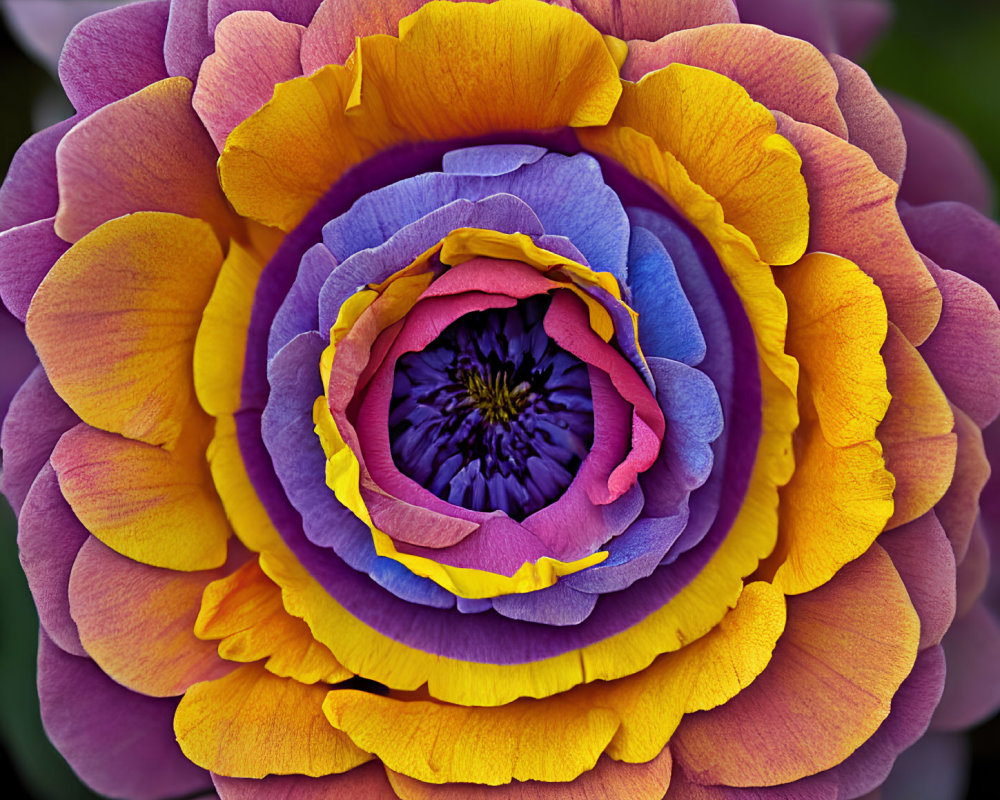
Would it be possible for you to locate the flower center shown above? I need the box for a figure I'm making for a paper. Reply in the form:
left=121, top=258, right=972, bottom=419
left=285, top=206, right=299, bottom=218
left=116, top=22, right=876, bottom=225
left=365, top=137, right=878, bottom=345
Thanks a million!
left=389, top=294, right=594, bottom=520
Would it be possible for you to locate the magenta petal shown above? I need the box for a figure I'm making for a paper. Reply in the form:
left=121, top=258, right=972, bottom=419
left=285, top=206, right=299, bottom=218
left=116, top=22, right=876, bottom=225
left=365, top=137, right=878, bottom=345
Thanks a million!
left=879, top=513, right=956, bottom=649
left=918, top=261, right=1000, bottom=429
left=38, top=630, right=212, bottom=800
left=0, top=217, right=70, bottom=322
left=0, top=116, right=77, bottom=231
left=932, top=601, right=1000, bottom=731
left=17, top=464, right=89, bottom=657
left=891, top=95, right=994, bottom=213
left=58, top=0, right=170, bottom=114
left=1, top=367, right=78, bottom=515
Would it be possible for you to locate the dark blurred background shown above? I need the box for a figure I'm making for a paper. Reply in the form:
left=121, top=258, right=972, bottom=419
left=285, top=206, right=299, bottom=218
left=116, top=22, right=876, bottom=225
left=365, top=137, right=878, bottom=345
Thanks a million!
left=0, top=0, right=998, bottom=798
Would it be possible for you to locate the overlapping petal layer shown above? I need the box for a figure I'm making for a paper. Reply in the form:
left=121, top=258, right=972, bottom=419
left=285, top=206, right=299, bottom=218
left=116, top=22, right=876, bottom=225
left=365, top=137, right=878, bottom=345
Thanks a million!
left=2, top=1, right=999, bottom=799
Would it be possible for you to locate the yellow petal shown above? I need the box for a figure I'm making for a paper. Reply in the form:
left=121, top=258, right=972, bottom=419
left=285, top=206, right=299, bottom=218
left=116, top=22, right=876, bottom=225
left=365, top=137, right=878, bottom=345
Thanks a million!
left=27, top=212, right=223, bottom=449
left=175, top=664, right=372, bottom=778
left=196, top=558, right=353, bottom=684
left=610, top=63, right=809, bottom=266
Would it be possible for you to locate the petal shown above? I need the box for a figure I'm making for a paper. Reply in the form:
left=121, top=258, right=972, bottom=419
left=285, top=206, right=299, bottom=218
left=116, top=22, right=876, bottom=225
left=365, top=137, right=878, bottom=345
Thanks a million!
left=0, top=217, right=70, bottom=322
left=572, top=0, right=738, bottom=39
left=387, top=749, right=673, bottom=800
left=196, top=559, right=353, bottom=684
left=52, top=421, right=231, bottom=571
left=175, top=664, right=373, bottom=778
left=27, top=212, right=224, bottom=449
left=54, top=77, right=236, bottom=243
left=611, top=63, right=809, bottom=265
left=0, top=366, right=77, bottom=515
left=935, top=405, right=990, bottom=562
left=222, top=0, right=622, bottom=230
left=775, top=113, right=941, bottom=346
left=770, top=252, right=893, bottom=595
left=918, top=262, right=1000, bottom=429
left=900, top=201, right=1000, bottom=301
left=879, top=513, right=957, bottom=649
left=734, top=0, right=835, bottom=53
left=193, top=10, right=305, bottom=151
left=68, top=535, right=234, bottom=697
left=878, top=323, right=957, bottom=530
left=58, top=0, right=170, bottom=114
left=322, top=689, right=621, bottom=785
left=622, top=24, right=848, bottom=139
left=827, top=53, right=906, bottom=184
left=674, top=545, right=919, bottom=787
left=0, top=116, right=75, bottom=231
left=776, top=252, right=889, bottom=449
left=301, top=0, right=424, bottom=72
left=214, top=762, right=397, bottom=799
left=17, top=464, right=89, bottom=656
left=38, top=630, right=211, bottom=800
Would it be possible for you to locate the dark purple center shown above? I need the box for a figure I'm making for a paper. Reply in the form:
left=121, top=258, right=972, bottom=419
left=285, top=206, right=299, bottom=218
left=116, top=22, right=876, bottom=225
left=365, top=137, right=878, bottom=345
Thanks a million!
left=389, top=295, right=594, bottom=520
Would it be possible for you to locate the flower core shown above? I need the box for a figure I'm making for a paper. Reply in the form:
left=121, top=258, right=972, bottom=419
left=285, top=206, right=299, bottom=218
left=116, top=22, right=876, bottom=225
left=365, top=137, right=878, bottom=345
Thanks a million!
left=390, top=295, right=595, bottom=519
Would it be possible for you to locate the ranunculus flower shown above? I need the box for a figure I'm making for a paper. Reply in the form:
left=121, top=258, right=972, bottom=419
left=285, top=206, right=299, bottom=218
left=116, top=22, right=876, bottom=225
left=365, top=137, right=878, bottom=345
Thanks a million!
left=2, top=1, right=999, bottom=798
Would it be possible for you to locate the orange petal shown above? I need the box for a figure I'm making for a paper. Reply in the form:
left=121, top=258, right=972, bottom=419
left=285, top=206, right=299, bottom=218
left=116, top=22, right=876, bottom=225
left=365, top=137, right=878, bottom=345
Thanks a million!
left=221, top=0, right=621, bottom=231
left=27, top=212, right=224, bottom=449
left=611, top=63, right=808, bottom=265
left=175, top=664, right=373, bottom=778
left=52, top=420, right=231, bottom=571
left=196, top=558, right=352, bottom=685
left=68, top=536, right=233, bottom=697
left=878, top=324, right=957, bottom=530
left=674, top=544, right=919, bottom=787
left=623, top=24, right=847, bottom=138
left=775, top=113, right=941, bottom=345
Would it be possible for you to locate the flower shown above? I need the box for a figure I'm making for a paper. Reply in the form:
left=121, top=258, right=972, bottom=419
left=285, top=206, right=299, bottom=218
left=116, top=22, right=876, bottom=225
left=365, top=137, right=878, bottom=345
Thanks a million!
left=1, top=0, right=999, bottom=798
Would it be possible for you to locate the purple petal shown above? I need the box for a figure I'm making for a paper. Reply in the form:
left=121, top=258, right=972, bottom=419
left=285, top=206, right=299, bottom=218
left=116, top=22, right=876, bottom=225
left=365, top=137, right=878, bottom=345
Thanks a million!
left=441, top=143, right=547, bottom=175
left=0, top=115, right=77, bottom=231
left=17, top=464, right=89, bottom=656
left=735, top=0, right=836, bottom=53
left=0, top=217, right=70, bottom=321
left=164, top=0, right=213, bottom=80
left=58, top=0, right=170, bottom=114
left=490, top=580, right=598, bottom=626
left=1, top=366, right=78, bottom=515
left=0, top=308, right=36, bottom=422
left=38, top=630, right=211, bottom=800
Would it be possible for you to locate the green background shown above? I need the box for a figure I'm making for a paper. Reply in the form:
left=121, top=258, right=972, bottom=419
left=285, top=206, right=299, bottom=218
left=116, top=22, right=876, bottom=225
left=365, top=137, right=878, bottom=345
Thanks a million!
left=1, top=0, right=998, bottom=797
